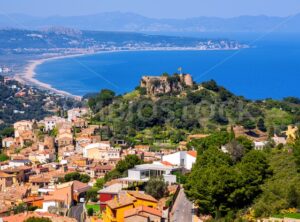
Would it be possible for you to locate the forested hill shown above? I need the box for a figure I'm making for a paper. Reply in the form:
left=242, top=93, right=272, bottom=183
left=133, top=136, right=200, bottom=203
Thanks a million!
left=0, top=75, right=82, bottom=130
left=87, top=73, right=300, bottom=145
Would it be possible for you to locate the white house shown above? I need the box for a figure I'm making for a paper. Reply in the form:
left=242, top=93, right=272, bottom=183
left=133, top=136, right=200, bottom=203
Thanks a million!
left=2, top=137, right=14, bottom=148
left=28, top=152, right=55, bottom=164
left=272, top=135, right=287, bottom=146
left=254, top=141, right=269, bottom=150
left=121, top=163, right=178, bottom=184
left=9, top=159, right=31, bottom=167
left=162, top=151, right=197, bottom=170
left=42, top=116, right=66, bottom=132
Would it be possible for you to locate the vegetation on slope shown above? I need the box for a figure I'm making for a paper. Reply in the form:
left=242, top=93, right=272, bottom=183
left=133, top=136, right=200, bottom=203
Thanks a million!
left=87, top=75, right=300, bottom=146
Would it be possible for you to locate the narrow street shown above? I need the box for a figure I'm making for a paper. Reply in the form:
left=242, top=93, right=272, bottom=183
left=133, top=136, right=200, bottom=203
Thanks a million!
left=69, top=203, right=84, bottom=222
left=171, top=188, right=193, bottom=222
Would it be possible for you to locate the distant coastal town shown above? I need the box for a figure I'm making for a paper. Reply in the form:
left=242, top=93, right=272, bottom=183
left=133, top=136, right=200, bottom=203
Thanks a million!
left=0, top=28, right=248, bottom=97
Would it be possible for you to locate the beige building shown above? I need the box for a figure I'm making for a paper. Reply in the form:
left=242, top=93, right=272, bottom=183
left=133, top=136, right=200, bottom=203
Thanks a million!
left=56, top=132, right=73, bottom=148
left=14, top=120, right=34, bottom=138
left=83, top=143, right=120, bottom=160
left=0, top=172, right=15, bottom=191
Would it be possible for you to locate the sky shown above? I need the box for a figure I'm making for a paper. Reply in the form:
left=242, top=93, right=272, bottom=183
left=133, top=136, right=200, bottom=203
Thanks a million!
left=1, top=0, right=300, bottom=18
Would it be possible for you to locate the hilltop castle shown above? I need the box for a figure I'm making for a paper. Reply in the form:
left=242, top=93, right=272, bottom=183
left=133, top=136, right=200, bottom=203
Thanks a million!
left=140, top=73, right=193, bottom=96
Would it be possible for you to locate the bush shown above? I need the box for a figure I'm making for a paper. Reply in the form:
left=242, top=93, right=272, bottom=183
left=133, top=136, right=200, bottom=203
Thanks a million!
left=24, top=217, right=52, bottom=222
left=0, top=153, right=9, bottom=162
left=87, top=187, right=99, bottom=202
left=87, top=207, right=94, bottom=216
left=145, top=177, right=167, bottom=199
left=64, top=172, right=90, bottom=183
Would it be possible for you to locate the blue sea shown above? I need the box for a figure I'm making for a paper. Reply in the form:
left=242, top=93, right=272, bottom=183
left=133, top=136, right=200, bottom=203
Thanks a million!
left=35, top=33, right=300, bottom=99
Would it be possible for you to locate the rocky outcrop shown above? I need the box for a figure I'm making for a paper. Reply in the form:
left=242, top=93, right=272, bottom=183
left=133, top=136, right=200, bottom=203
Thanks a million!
left=140, top=74, right=193, bottom=96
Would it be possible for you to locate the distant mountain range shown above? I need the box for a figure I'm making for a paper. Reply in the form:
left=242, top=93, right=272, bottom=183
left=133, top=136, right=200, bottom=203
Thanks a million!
left=0, top=12, right=300, bottom=33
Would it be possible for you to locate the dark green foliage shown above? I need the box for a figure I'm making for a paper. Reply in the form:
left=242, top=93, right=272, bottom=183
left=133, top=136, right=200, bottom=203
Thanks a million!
left=87, top=207, right=94, bottom=216
left=87, top=187, right=99, bottom=202
left=28, top=206, right=38, bottom=211
left=202, top=80, right=219, bottom=91
left=145, top=177, right=167, bottom=199
left=88, top=89, right=115, bottom=112
left=80, top=174, right=91, bottom=183
left=0, top=127, right=14, bottom=137
left=64, top=172, right=90, bottom=183
left=94, top=178, right=105, bottom=189
left=293, top=132, right=300, bottom=171
left=253, top=150, right=300, bottom=217
left=283, top=97, right=300, bottom=104
left=135, top=86, right=147, bottom=95
left=187, top=89, right=212, bottom=104
left=188, top=131, right=231, bottom=154
left=236, top=136, right=254, bottom=152
left=64, top=172, right=81, bottom=181
left=24, top=217, right=52, bottom=222
left=257, top=118, right=267, bottom=132
left=0, top=153, right=9, bottom=162
left=240, top=119, right=256, bottom=130
left=185, top=146, right=270, bottom=218
left=13, top=203, right=27, bottom=214
left=173, top=171, right=188, bottom=184
left=0, top=76, right=82, bottom=127
left=287, top=185, right=299, bottom=208
left=116, top=154, right=143, bottom=173
left=88, top=77, right=300, bottom=146
left=105, top=155, right=143, bottom=182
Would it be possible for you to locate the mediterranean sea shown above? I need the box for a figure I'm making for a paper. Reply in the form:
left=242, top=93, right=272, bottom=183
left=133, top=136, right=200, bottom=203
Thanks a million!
left=35, top=33, right=300, bottom=99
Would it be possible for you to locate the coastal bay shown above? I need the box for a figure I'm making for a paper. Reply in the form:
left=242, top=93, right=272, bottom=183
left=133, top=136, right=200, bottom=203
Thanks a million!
left=15, top=34, right=300, bottom=100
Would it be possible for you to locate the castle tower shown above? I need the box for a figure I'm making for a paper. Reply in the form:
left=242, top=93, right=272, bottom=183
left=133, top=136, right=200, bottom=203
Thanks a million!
left=184, top=74, right=193, bottom=87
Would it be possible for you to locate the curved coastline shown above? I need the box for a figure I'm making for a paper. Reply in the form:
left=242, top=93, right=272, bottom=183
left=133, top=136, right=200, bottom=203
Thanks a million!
left=14, top=53, right=88, bottom=99
left=14, top=47, right=244, bottom=99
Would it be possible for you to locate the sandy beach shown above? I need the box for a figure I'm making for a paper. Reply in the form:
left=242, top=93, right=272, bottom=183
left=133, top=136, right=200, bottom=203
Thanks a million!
left=14, top=53, right=89, bottom=99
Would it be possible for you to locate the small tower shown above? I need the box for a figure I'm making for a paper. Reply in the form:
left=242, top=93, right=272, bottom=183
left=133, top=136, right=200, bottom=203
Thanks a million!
left=184, top=74, right=193, bottom=87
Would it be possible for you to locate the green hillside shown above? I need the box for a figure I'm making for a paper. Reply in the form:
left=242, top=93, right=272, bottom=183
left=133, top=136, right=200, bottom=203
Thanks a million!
left=87, top=73, right=300, bottom=146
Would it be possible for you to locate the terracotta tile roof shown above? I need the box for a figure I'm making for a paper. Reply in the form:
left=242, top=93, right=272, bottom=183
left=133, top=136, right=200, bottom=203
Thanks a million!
left=104, top=179, right=121, bottom=187
left=93, top=165, right=114, bottom=171
left=23, top=196, right=44, bottom=203
left=2, top=212, right=77, bottom=222
left=124, top=205, right=162, bottom=218
left=187, top=150, right=197, bottom=158
left=0, top=171, right=14, bottom=178
left=73, top=180, right=90, bottom=192
left=44, top=183, right=72, bottom=204
left=29, top=176, right=51, bottom=183
left=106, top=193, right=136, bottom=209
left=160, top=161, right=174, bottom=166
left=127, top=191, right=158, bottom=203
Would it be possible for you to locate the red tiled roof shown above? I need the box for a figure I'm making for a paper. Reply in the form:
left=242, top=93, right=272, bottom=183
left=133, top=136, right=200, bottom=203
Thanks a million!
left=160, top=161, right=174, bottom=166
left=187, top=150, right=197, bottom=158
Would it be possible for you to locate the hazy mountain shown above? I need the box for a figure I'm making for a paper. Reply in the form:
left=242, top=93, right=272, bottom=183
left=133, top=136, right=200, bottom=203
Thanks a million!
left=0, top=12, right=300, bottom=33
